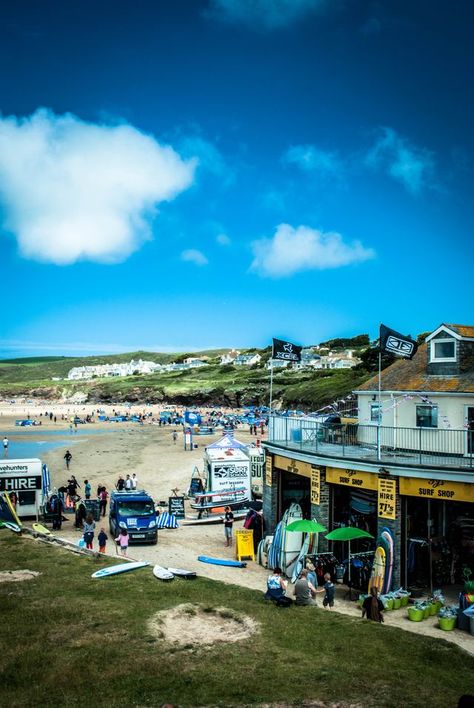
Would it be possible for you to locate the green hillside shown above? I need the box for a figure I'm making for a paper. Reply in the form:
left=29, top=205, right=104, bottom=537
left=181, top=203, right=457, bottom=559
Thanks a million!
left=0, top=345, right=373, bottom=409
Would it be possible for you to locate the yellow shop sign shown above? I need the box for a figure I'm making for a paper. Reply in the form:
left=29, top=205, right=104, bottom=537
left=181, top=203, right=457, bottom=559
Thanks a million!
left=326, top=467, right=378, bottom=490
left=274, top=455, right=312, bottom=478
left=265, top=456, right=273, bottom=487
left=311, top=467, right=320, bottom=505
left=399, top=477, right=474, bottom=503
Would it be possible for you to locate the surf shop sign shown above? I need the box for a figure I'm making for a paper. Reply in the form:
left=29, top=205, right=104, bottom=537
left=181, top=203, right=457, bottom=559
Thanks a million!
left=399, top=477, right=474, bottom=503
left=326, top=467, right=378, bottom=490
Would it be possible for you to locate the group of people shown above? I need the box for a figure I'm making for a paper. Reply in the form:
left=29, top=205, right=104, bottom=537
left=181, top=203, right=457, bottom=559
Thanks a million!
left=81, top=514, right=129, bottom=556
left=115, top=474, right=138, bottom=491
left=265, top=566, right=384, bottom=622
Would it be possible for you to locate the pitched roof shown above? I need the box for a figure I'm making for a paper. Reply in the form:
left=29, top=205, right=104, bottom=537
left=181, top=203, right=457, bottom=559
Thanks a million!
left=356, top=343, right=474, bottom=393
left=445, top=324, right=474, bottom=338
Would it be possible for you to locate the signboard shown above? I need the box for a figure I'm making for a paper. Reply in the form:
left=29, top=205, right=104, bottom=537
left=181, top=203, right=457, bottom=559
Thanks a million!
left=0, top=460, right=42, bottom=476
left=326, top=467, right=378, bottom=490
left=274, top=455, right=312, bottom=478
left=265, top=456, right=273, bottom=487
left=399, top=477, right=474, bottom=503
left=311, top=467, right=320, bottom=505
left=378, top=478, right=396, bottom=519
left=0, top=476, right=42, bottom=492
left=168, top=496, right=185, bottom=518
left=189, top=477, right=204, bottom=496
left=210, top=460, right=251, bottom=499
left=235, top=529, right=255, bottom=561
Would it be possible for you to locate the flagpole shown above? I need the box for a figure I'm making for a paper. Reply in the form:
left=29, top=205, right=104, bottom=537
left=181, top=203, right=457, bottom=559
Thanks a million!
left=269, top=359, right=274, bottom=413
left=377, top=348, right=382, bottom=461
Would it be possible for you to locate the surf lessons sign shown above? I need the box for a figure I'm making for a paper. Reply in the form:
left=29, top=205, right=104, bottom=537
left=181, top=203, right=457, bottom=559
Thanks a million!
left=210, top=461, right=251, bottom=499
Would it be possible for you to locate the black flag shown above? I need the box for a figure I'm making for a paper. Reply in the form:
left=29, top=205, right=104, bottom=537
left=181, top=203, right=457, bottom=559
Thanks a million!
left=379, top=324, right=418, bottom=359
left=272, top=338, right=302, bottom=362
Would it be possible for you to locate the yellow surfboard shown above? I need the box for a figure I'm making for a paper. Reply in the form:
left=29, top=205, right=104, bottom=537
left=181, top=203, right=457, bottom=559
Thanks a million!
left=368, top=545, right=386, bottom=593
left=2, top=493, right=22, bottom=527
left=32, top=523, right=52, bottom=536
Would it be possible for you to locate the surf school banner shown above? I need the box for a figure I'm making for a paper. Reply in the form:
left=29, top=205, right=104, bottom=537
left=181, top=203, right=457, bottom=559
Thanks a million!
left=311, top=467, right=320, bottom=505
left=272, top=338, right=302, bottom=362
left=265, top=456, right=273, bottom=487
left=378, top=478, right=396, bottom=519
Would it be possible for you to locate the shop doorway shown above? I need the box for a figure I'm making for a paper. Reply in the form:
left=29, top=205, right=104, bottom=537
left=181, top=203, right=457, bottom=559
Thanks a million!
left=279, top=470, right=310, bottom=519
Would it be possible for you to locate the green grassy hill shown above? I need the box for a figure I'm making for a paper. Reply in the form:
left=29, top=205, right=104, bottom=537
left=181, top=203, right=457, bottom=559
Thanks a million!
left=0, top=347, right=372, bottom=409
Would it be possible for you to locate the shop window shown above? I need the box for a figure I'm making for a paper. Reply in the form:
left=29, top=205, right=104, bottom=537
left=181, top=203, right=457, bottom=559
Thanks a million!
left=416, top=405, right=438, bottom=428
left=430, top=339, right=456, bottom=362
left=370, top=403, right=382, bottom=423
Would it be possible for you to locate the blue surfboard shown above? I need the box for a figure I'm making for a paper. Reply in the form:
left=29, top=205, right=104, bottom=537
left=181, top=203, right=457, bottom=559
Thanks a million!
left=197, top=555, right=247, bottom=568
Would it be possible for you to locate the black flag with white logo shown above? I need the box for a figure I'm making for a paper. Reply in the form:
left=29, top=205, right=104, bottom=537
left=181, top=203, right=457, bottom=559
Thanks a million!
left=379, top=324, right=418, bottom=360
left=272, top=338, right=302, bottom=362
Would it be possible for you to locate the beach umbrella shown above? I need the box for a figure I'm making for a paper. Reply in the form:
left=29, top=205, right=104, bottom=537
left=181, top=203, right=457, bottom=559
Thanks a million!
left=325, top=527, right=374, bottom=588
left=286, top=519, right=327, bottom=533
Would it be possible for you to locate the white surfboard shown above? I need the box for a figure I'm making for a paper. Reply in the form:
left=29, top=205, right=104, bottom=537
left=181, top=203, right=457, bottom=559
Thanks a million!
left=167, top=567, right=197, bottom=579
left=153, top=564, right=174, bottom=581
left=92, top=561, right=148, bottom=579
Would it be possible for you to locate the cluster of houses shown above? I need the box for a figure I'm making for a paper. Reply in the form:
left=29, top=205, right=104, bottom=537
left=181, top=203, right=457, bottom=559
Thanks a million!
left=66, top=347, right=361, bottom=381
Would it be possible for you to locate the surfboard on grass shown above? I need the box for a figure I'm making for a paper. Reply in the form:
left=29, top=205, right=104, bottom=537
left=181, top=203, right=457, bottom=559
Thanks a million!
left=92, top=561, right=149, bottom=579
left=198, top=556, right=246, bottom=568
left=32, top=523, right=52, bottom=536
left=167, top=567, right=197, bottom=579
left=153, top=565, right=174, bottom=581
left=0, top=520, right=22, bottom=533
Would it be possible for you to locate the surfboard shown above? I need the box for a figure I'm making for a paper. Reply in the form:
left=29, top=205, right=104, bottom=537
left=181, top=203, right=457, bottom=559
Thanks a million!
left=0, top=521, right=22, bottom=533
left=197, top=556, right=247, bottom=568
left=91, top=561, right=149, bottom=578
left=280, top=503, right=303, bottom=578
left=291, top=532, right=311, bottom=584
left=381, top=528, right=394, bottom=594
left=153, top=565, right=174, bottom=581
left=3, top=493, right=22, bottom=527
left=368, top=546, right=386, bottom=593
left=167, top=567, right=197, bottom=579
left=181, top=511, right=248, bottom=525
left=32, top=523, right=52, bottom=536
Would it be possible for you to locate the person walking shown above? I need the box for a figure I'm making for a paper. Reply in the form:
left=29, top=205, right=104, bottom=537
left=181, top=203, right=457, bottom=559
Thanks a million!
left=3, top=436, right=8, bottom=458
left=84, top=479, right=91, bottom=500
left=83, top=514, right=96, bottom=550
left=223, top=506, right=234, bottom=547
left=64, top=450, right=72, bottom=470
left=98, top=528, right=108, bottom=553
left=115, top=528, right=129, bottom=556
left=99, top=487, right=109, bottom=517
left=172, top=430, right=178, bottom=444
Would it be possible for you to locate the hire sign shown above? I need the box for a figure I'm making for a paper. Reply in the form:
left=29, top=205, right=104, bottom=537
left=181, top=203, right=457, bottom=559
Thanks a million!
left=0, top=475, right=41, bottom=492
left=377, top=478, right=396, bottom=520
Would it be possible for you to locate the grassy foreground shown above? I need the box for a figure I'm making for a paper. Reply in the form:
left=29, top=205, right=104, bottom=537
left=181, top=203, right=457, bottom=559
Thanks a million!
left=1, top=534, right=473, bottom=707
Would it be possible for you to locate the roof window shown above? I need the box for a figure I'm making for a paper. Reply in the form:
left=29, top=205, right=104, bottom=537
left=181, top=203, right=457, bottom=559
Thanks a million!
left=430, top=338, right=456, bottom=363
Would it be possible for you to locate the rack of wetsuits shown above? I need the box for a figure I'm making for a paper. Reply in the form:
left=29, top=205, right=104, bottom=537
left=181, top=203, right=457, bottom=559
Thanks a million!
left=347, top=551, right=374, bottom=591
left=304, top=552, right=339, bottom=586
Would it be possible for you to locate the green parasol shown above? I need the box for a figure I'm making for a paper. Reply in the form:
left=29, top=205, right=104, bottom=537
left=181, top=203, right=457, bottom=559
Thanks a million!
left=325, top=527, right=374, bottom=590
left=286, top=519, right=327, bottom=533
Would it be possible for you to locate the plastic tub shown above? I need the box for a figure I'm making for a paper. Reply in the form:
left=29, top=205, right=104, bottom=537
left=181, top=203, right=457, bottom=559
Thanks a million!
left=384, top=598, right=394, bottom=611
left=439, top=617, right=456, bottom=631
left=400, top=595, right=410, bottom=607
left=408, top=607, right=424, bottom=622
left=429, top=603, right=438, bottom=616
left=423, top=605, right=431, bottom=619
left=393, top=597, right=402, bottom=610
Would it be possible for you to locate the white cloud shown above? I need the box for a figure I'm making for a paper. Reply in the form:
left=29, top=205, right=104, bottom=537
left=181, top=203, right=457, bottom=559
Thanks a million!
left=283, top=144, right=343, bottom=176
left=181, top=249, right=209, bottom=266
left=205, top=0, right=327, bottom=30
left=365, top=127, right=435, bottom=194
left=216, top=232, right=231, bottom=245
left=0, top=109, right=196, bottom=264
left=250, top=223, right=375, bottom=278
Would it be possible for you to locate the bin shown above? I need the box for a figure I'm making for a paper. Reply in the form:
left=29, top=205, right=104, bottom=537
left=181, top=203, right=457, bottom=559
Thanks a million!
left=393, top=597, right=402, bottom=610
left=423, top=605, right=431, bottom=619
left=408, top=607, right=424, bottom=622
left=439, top=617, right=456, bottom=631
left=84, top=499, right=101, bottom=522
left=429, top=603, right=438, bottom=616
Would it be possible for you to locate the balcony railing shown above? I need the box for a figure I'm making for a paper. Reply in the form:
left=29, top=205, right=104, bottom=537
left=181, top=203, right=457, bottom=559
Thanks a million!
left=268, top=416, right=474, bottom=471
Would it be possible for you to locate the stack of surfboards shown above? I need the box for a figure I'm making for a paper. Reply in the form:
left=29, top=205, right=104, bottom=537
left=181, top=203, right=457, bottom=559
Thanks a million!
left=153, top=565, right=197, bottom=580
left=267, top=503, right=304, bottom=578
left=368, top=526, right=394, bottom=594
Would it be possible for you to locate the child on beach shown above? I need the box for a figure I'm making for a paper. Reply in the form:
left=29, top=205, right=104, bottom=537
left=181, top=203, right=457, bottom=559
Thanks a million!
left=84, top=479, right=91, bottom=499
left=318, top=572, right=335, bottom=609
left=115, top=528, right=129, bottom=556
left=98, top=528, right=108, bottom=553
left=83, top=513, right=96, bottom=550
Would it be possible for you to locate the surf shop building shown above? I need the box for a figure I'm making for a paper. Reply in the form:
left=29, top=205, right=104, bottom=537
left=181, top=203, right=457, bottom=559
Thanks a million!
left=262, top=323, right=474, bottom=591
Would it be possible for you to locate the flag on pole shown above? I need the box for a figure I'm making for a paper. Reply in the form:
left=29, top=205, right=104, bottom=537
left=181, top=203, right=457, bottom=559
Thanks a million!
left=272, top=338, right=302, bottom=362
left=379, top=324, right=418, bottom=359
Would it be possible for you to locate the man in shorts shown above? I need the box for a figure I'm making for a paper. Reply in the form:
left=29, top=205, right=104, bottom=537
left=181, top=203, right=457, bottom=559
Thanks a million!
left=223, top=506, right=234, bottom=547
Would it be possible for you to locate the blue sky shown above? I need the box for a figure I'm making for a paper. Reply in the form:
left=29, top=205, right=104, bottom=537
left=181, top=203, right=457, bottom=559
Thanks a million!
left=1, top=0, right=473, bottom=357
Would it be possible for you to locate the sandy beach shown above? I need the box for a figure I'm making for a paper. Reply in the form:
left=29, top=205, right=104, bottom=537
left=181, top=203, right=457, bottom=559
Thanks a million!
left=1, top=401, right=473, bottom=656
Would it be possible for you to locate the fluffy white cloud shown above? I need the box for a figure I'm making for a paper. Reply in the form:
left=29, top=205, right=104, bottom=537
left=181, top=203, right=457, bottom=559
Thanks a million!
left=0, top=109, right=196, bottom=264
left=216, top=232, right=231, bottom=245
left=250, top=223, right=375, bottom=278
left=181, top=249, right=209, bottom=266
left=365, top=127, right=435, bottom=194
left=283, top=144, right=343, bottom=176
left=205, top=0, right=327, bottom=30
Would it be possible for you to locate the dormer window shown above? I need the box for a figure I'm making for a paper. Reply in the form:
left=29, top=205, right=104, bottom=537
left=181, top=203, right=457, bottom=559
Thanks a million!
left=430, top=338, right=456, bottom=363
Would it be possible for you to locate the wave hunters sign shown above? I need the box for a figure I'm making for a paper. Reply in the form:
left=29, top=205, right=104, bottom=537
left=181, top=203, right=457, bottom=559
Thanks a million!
left=272, top=338, right=302, bottom=362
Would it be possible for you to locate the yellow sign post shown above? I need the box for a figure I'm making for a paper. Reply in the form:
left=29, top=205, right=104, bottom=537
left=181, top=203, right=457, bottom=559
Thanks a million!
left=311, top=467, right=320, bottom=505
left=378, top=478, right=396, bottom=519
left=265, top=456, right=273, bottom=487
left=235, top=529, right=255, bottom=562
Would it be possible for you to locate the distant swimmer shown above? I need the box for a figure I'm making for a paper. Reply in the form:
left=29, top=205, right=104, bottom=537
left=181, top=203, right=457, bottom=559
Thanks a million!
left=3, top=436, right=8, bottom=458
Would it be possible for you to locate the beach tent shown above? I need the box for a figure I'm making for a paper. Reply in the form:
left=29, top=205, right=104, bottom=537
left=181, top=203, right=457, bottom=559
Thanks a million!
left=206, top=434, right=247, bottom=450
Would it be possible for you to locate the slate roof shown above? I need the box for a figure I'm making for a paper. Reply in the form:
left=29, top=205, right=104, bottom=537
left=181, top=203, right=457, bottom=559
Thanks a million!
left=356, top=342, right=474, bottom=393
left=444, top=323, right=474, bottom=338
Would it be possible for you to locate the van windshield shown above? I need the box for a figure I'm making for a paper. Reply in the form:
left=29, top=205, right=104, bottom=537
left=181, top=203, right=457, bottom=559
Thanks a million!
left=118, top=501, right=154, bottom=517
